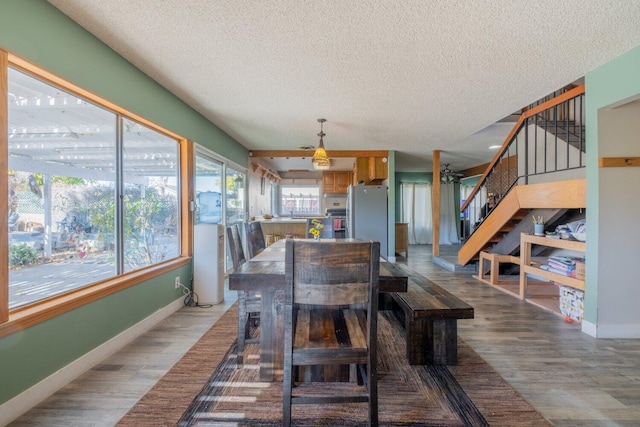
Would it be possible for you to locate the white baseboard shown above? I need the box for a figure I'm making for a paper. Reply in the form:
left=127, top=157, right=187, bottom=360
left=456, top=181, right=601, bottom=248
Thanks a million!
left=590, top=322, right=640, bottom=338
left=581, top=320, right=597, bottom=337
left=0, top=297, right=185, bottom=426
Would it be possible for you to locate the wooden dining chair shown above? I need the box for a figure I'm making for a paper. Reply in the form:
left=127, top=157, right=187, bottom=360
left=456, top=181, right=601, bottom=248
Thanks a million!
left=283, top=240, right=380, bottom=427
left=305, top=217, right=335, bottom=238
left=226, top=224, right=260, bottom=365
left=244, top=221, right=266, bottom=258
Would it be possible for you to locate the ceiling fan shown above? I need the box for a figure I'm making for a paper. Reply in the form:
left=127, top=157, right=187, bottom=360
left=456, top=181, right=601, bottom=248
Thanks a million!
left=440, top=164, right=463, bottom=183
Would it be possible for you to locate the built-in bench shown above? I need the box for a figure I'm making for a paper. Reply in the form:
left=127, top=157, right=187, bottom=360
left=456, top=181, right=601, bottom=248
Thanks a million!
left=385, top=266, right=474, bottom=365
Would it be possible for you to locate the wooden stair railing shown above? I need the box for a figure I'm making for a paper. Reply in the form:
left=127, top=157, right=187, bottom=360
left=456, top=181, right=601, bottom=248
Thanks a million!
left=460, top=84, right=585, bottom=222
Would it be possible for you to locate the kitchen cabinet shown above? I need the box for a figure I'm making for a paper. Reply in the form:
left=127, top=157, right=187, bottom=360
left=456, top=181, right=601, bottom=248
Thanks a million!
left=352, top=157, right=388, bottom=184
left=260, top=219, right=307, bottom=239
left=353, top=158, right=369, bottom=185
left=395, top=223, right=408, bottom=257
left=323, top=171, right=352, bottom=194
left=369, top=157, right=388, bottom=183
left=335, top=171, right=351, bottom=193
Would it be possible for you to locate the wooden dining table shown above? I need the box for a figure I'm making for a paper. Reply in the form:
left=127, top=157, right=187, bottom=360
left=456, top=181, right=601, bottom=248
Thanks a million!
left=229, top=238, right=408, bottom=381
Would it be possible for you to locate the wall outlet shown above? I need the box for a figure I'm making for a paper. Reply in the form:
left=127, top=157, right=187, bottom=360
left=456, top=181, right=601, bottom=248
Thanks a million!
left=174, top=276, right=181, bottom=289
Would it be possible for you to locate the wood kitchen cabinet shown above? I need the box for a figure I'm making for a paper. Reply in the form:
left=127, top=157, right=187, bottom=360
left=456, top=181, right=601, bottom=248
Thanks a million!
left=395, top=223, right=408, bottom=257
left=323, top=171, right=352, bottom=194
left=353, top=158, right=369, bottom=185
left=336, top=171, right=351, bottom=192
left=352, top=156, right=388, bottom=185
left=369, top=157, right=388, bottom=183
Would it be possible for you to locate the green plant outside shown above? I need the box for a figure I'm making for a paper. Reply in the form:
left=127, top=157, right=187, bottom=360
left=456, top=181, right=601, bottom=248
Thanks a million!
left=9, top=245, right=39, bottom=267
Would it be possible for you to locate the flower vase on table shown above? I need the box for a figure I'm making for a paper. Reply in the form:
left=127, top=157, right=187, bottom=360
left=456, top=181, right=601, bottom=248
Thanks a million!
left=309, top=219, right=323, bottom=241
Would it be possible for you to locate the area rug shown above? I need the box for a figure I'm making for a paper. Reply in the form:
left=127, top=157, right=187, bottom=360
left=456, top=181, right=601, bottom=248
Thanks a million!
left=118, top=304, right=550, bottom=426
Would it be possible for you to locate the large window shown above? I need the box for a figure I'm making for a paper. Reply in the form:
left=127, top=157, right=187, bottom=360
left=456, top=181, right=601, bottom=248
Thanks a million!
left=122, top=119, right=180, bottom=272
left=6, top=65, right=181, bottom=309
left=279, top=185, right=320, bottom=216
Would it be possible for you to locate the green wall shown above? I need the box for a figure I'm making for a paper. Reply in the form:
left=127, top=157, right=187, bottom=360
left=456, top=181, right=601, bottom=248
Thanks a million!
left=0, top=265, right=191, bottom=403
left=0, top=1, right=246, bottom=404
left=584, top=44, right=640, bottom=329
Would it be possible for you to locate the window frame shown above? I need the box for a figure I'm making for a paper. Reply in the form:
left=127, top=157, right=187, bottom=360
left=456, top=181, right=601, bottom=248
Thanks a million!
left=278, top=183, right=321, bottom=216
left=0, top=50, right=193, bottom=337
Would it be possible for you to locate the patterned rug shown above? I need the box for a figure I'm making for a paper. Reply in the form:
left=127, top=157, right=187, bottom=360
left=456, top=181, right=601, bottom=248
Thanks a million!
left=118, top=304, right=550, bottom=426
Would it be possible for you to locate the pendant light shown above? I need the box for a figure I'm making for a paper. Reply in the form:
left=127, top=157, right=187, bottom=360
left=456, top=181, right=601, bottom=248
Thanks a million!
left=312, top=118, right=331, bottom=170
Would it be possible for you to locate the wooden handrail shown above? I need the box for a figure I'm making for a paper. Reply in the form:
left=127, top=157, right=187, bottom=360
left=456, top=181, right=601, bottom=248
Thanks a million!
left=460, top=84, right=585, bottom=212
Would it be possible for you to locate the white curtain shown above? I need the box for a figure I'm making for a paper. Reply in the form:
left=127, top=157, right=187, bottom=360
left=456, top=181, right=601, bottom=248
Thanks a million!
left=401, top=182, right=461, bottom=245
left=401, top=183, right=431, bottom=244
left=439, top=183, right=460, bottom=245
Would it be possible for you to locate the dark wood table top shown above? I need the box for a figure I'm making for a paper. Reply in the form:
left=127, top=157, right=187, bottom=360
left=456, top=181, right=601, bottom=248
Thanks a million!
left=229, top=239, right=407, bottom=293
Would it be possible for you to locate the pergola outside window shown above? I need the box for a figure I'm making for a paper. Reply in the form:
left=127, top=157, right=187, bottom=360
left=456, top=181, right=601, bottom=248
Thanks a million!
left=7, top=66, right=181, bottom=309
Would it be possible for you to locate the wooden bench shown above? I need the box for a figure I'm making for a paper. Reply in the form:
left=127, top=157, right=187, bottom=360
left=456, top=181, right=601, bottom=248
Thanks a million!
left=386, top=266, right=474, bottom=365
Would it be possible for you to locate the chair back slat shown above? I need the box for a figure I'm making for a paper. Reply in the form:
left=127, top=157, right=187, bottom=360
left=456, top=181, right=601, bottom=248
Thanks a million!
left=245, top=221, right=266, bottom=258
left=343, top=309, right=367, bottom=349
left=294, top=263, right=371, bottom=282
left=285, top=240, right=379, bottom=307
left=294, top=282, right=369, bottom=306
left=226, top=224, right=246, bottom=271
left=293, top=310, right=311, bottom=349
left=290, top=242, right=372, bottom=307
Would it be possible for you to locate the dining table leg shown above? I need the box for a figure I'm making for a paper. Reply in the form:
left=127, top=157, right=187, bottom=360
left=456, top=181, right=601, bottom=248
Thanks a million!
left=259, top=288, right=285, bottom=381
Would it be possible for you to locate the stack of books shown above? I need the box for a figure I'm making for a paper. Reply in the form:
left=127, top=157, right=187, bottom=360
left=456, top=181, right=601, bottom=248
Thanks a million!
left=540, top=255, right=584, bottom=277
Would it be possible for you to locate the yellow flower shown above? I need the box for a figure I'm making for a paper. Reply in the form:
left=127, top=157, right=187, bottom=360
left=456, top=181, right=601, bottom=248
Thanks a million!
left=309, top=219, right=324, bottom=237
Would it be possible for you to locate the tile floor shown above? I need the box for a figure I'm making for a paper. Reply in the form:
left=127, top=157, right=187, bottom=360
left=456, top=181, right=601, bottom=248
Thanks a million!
left=8, top=244, right=640, bottom=426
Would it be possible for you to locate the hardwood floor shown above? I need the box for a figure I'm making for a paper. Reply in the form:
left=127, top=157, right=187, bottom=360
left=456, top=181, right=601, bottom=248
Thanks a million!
left=9, top=245, right=640, bottom=426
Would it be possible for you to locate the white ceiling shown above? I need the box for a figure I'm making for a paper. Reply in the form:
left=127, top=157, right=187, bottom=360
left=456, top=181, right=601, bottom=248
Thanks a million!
left=47, top=0, right=640, bottom=173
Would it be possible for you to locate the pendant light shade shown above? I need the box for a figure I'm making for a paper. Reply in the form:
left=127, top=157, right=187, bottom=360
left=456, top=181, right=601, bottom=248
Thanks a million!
left=312, top=118, right=331, bottom=170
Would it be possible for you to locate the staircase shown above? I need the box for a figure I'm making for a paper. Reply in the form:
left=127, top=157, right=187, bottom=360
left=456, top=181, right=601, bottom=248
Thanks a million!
left=490, top=207, right=569, bottom=255
left=458, top=180, right=586, bottom=265
left=457, top=85, right=586, bottom=265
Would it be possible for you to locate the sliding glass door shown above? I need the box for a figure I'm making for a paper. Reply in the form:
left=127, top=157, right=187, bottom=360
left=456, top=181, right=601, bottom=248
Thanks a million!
left=194, top=153, right=223, bottom=225
left=194, top=146, right=246, bottom=272
left=225, top=166, right=246, bottom=270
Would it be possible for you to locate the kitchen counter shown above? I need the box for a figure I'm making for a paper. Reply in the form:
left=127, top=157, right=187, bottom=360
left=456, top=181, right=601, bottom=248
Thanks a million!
left=259, top=218, right=308, bottom=224
left=259, top=218, right=321, bottom=239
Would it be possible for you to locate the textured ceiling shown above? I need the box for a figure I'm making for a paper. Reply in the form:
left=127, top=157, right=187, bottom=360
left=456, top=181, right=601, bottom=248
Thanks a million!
left=48, top=0, right=640, bottom=173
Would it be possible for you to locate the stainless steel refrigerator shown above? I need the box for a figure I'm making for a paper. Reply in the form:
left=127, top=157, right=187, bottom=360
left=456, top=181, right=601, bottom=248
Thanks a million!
left=346, top=185, right=388, bottom=258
